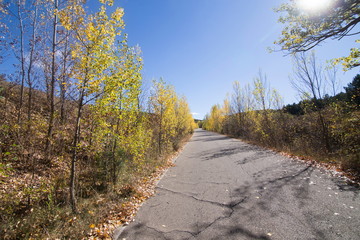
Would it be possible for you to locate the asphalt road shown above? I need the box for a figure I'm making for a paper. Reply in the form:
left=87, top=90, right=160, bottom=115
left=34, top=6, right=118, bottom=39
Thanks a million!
left=116, top=129, right=360, bottom=240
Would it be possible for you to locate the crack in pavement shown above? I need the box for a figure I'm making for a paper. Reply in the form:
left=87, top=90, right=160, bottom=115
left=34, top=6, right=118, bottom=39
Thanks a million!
left=188, top=196, right=248, bottom=239
left=170, top=180, right=230, bottom=187
left=172, top=180, right=200, bottom=186
left=117, top=130, right=360, bottom=240
left=157, top=186, right=229, bottom=208
left=141, top=197, right=248, bottom=240
left=154, top=186, right=248, bottom=239
left=143, top=225, right=196, bottom=240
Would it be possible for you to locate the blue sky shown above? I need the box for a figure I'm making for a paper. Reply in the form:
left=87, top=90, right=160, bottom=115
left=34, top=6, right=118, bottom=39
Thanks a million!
left=1, top=0, right=358, bottom=119
left=113, top=0, right=359, bottom=119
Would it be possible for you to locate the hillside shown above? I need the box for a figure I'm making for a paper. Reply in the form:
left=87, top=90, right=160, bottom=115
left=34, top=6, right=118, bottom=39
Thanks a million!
left=0, top=75, right=196, bottom=239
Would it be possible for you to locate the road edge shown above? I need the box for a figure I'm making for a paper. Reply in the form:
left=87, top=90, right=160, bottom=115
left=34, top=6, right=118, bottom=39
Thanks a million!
left=112, top=132, right=194, bottom=240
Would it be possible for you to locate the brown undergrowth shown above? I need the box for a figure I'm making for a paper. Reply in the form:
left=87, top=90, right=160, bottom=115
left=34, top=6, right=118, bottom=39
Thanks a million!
left=0, top=132, right=192, bottom=239
left=0, top=78, right=196, bottom=239
left=225, top=133, right=360, bottom=184
left=85, top=134, right=192, bottom=239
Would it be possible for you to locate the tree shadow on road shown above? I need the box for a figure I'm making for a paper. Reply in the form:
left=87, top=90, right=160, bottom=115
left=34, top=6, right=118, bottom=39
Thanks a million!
left=201, top=144, right=271, bottom=162
left=235, top=150, right=275, bottom=165
left=331, top=178, right=360, bottom=201
left=118, top=222, right=167, bottom=240
left=191, top=221, right=271, bottom=240
left=191, top=135, right=230, bottom=142
left=201, top=147, right=240, bottom=161
left=222, top=226, right=271, bottom=240
left=229, top=163, right=335, bottom=239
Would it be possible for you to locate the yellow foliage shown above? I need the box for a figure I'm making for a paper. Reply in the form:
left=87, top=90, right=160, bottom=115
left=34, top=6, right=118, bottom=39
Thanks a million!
left=150, top=79, right=195, bottom=153
left=203, top=104, right=224, bottom=133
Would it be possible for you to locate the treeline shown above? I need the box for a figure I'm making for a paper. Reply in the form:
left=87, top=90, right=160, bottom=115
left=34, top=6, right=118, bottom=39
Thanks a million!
left=0, top=0, right=195, bottom=238
left=203, top=53, right=360, bottom=175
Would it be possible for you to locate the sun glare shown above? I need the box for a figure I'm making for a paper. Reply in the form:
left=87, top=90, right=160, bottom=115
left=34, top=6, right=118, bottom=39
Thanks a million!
left=297, top=0, right=333, bottom=13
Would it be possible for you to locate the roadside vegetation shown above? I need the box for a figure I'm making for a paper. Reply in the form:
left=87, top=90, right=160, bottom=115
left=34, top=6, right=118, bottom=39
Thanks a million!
left=0, top=0, right=195, bottom=238
left=203, top=69, right=360, bottom=175
left=204, top=0, right=360, bottom=178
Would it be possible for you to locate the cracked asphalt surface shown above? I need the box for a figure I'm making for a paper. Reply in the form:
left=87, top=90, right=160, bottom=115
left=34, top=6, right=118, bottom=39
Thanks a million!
left=116, top=129, right=360, bottom=240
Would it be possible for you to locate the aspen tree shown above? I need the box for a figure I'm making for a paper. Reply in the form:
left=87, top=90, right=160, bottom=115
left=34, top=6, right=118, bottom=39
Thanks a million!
left=150, top=79, right=177, bottom=154
left=59, top=0, right=124, bottom=212
left=44, top=0, right=58, bottom=157
left=230, top=81, right=246, bottom=136
left=174, top=96, right=195, bottom=136
left=206, top=104, right=224, bottom=133
left=16, top=0, right=25, bottom=123
left=92, top=40, right=147, bottom=187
